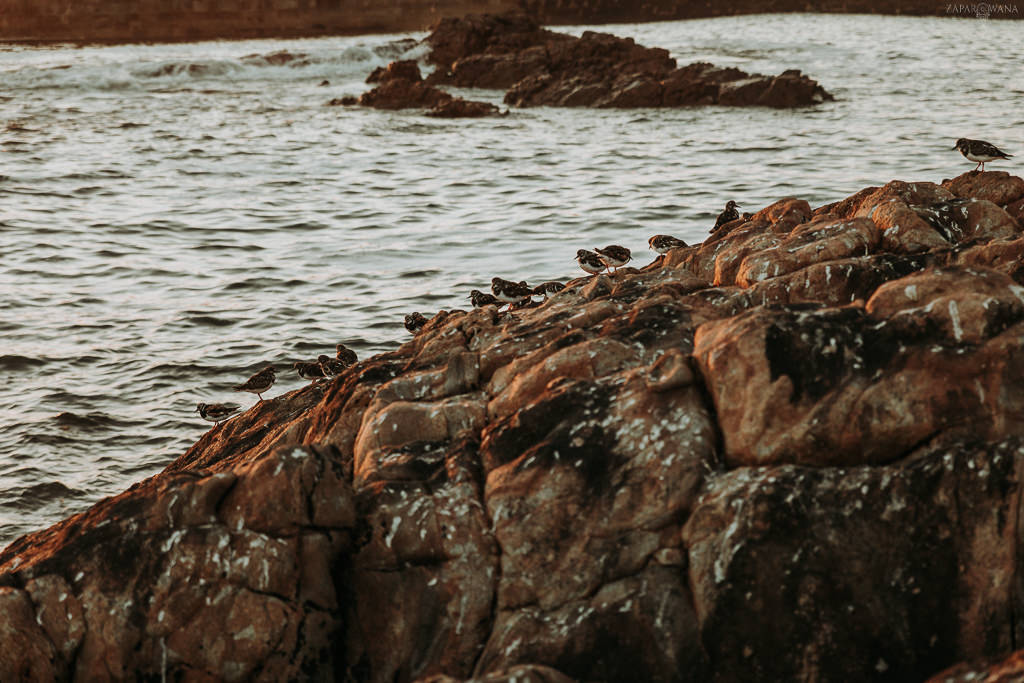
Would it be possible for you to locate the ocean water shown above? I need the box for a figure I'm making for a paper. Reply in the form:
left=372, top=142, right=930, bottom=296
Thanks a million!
left=1, top=14, right=1021, bottom=547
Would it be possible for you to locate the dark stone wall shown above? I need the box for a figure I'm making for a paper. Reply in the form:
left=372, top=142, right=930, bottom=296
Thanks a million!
left=0, top=0, right=1016, bottom=45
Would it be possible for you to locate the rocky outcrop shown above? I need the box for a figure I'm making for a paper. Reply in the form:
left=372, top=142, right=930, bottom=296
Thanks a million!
left=3, top=169, right=1024, bottom=682
left=344, top=59, right=502, bottom=117
left=424, top=14, right=833, bottom=108
left=336, top=14, right=829, bottom=117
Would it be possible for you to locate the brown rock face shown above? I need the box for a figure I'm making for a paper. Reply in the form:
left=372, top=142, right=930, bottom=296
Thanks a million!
left=350, top=58, right=502, bottom=116
left=424, top=13, right=571, bottom=68
left=367, top=59, right=424, bottom=84
left=358, top=78, right=455, bottom=110
left=424, top=14, right=833, bottom=108
left=942, top=170, right=1024, bottom=207
left=3, top=170, right=1024, bottom=682
left=0, top=440, right=355, bottom=680
left=427, top=99, right=503, bottom=118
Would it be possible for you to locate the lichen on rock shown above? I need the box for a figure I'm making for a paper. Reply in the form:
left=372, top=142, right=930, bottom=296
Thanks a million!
left=2, top=169, right=1024, bottom=681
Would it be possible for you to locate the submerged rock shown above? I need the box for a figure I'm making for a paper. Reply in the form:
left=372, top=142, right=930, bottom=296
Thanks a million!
left=2, top=169, right=1023, bottom=681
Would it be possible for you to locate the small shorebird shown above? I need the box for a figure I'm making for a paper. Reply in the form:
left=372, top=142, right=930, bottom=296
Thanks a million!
left=491, top=277, right=533, bottom=309
left=532, top=281, right=566, bottom=298
left=576, top=249, right=606, bottom=275
left=318, top=354, right=347, bottom=378
left=469, top=289, right=500, bottom=308
left=712, top=201, right=740, bottom=232
left=953, top=138, right=1012, bottom=171
left=335, top=343, right=358, bottom=367
left=234, top=366, right=276, bottom=402
left=294, top=360, right=325, bottom=383
left=594, top=245, right=632, bottom=273
left=405, top=312, right=428, bottom=333
left=648, top=235, right=688, bottom=254
left=195, top=402, right=241, bottom=425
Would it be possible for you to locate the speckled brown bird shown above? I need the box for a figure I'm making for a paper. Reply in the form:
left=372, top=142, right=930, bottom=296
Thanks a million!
left=234, top=366, right=276, bottom=401
left=195, top=402, right=240, bottom=424
left=335, top=343, right=358, bottom=367
left=532, top=281, right=566, bottom=297
left=318, top=354, right=347, bottom=377
left=953, top=138, right=1012, bottom=171
left=594, top=245, right=632, bottom=272
left=470, top=289, right=500, bottom=308
left=294, top=360, right=325, bottom=383
left=405, top=312, right=428, bottom=333
left=648, top=235, right=688, bottom=254
left=491, top=277, right=533, bottom=304
left=576, top=249, right=606, bottom=275
left=712, top=201, right=740, bottom=232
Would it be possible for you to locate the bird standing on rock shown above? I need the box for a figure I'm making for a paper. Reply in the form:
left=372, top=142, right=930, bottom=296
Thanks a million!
left=594, top=245, right=632, bottom=273
left=953, top=138, right=1012, bottom=171
left=405, top=312, right=428, bottom=334
left=491, top=277, right=534, bottom=307
left=533, top=281, right=566, bottom=298
left=336, top=343, right=358, bottom=367
left=469, top=289, right=500, bottom=308
left=712, top=201, right=740, bottom=232
left=234, top=366, right=276, bottom=402
left=648, top=235, right=688, bottom=254
left=576, top=249, right=606, bottom=275
left=318, top=354, right=347, bottom=378
left=195, top=402, right=240, bottom=425
left=294, top=360, right=325, bottom=383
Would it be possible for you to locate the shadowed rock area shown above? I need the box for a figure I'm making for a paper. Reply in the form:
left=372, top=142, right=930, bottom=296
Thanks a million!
left=2, top=169, right=1024, bottom=681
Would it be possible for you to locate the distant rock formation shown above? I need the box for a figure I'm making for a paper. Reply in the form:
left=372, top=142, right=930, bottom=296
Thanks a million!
left=340, top=14, right=831, bottom=115
left=3, top=170, right=1024, bottom=681
left=336, top=59, right=502, bottom=117
left=423, top=14, right=833, bottom=108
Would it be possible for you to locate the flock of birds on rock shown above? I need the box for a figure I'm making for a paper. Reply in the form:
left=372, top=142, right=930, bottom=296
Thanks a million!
left=194, top=343, right=359, bottom=426
left=196, top=138, right=1012, bottom=428
left=404, top=201, right=746, bottom=334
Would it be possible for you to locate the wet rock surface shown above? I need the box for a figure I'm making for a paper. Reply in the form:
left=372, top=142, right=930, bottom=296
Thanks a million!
left=3, top=170, right=1024, bottom=681
left=345, top=58, right=502, bottom=117
left=424, top=14, right=833, bottom=108
left=339, top=14, right=832, bottom=116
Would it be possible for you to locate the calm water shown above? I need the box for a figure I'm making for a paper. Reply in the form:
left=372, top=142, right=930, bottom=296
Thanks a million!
left=1, top=14, right=1021, bottom=546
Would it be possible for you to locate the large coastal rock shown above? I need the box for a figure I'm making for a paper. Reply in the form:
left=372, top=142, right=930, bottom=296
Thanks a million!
left=338, top=14, right=831, bottom=116
left=2, top=170, right=1024, bottom=681
left=424, top=14, right=833, bottom=108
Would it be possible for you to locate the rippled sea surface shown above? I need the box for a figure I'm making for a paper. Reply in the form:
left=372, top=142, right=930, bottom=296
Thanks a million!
left=1, top=14, right=1021, bottom=546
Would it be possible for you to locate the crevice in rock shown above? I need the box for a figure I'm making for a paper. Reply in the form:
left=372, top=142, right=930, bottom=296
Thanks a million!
left=688, top=355, right=727, bottom=475
left=470, top=426, right=502, bottom=679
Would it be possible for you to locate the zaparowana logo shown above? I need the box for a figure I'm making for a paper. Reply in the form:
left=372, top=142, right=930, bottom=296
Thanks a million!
left=945, top=3, right=1021, bottom=17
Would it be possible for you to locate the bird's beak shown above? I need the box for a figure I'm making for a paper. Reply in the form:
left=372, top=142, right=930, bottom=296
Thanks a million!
left=951, top=144, right=958, bottom=149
